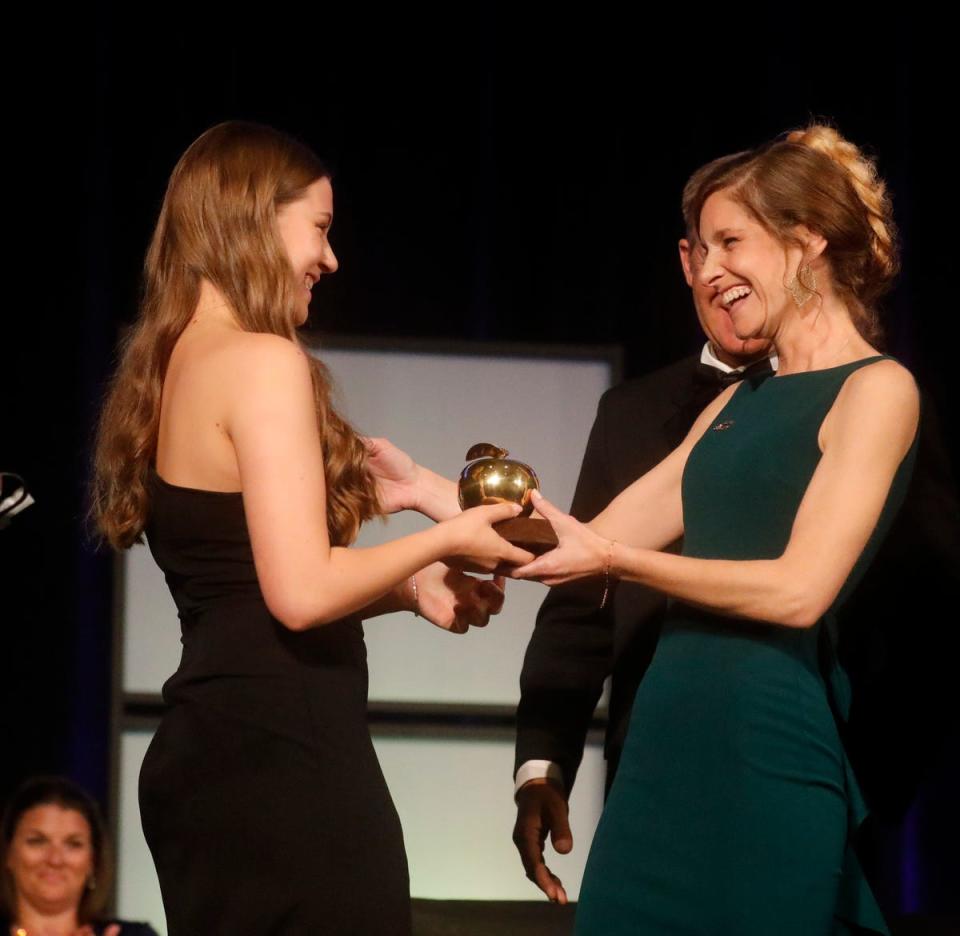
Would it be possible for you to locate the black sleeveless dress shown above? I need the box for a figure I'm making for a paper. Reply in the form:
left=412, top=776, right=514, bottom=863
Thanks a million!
left=139, top=471, right=411, bottom=935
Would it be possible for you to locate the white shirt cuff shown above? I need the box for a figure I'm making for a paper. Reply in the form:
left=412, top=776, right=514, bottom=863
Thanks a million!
left=514, top=760, right=565, bottom=799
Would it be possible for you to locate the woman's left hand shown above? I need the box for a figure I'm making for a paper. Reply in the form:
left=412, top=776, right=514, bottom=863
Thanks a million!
left=363, top=436, right=422, bottom=514
left=414, top=562, right=506, bottom=634
left=510, top=491, right=611, bottom=586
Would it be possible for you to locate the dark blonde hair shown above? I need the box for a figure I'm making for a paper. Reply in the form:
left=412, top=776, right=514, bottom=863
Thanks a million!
left=1, top=777, right=112, bottom=925
left=682, top=125, right=898, bottom=343
left=92, top=121, right=380, bottom=549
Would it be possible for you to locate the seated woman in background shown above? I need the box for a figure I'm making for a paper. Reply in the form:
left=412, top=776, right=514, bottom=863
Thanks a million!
left=1, top=776, right=158, bottom=936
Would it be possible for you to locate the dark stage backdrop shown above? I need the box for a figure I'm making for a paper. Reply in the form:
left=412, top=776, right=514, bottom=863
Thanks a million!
left=4, top=13, right=957, bottom=924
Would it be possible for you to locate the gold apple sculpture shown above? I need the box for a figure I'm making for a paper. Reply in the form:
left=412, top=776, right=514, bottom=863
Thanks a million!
left=458, top=443, right=558, bottom=555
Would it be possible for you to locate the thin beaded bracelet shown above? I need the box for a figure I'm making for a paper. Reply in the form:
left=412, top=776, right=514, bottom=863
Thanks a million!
left=410, top=574, right=420, bottom=616
left=599, top=540, right=617, bottom=609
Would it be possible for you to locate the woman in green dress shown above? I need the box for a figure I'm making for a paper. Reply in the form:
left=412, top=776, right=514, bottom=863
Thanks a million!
left=512, top=126, right=919, bottom=935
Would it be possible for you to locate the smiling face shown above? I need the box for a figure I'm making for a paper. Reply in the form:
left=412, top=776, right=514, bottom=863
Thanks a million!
left=275, top=176, right=339, bottom=326
left=696, top=189, right=810, bottom=345
left=5, top=805, right=94, bottom=918
left=678, top=236, right=770, bottom=367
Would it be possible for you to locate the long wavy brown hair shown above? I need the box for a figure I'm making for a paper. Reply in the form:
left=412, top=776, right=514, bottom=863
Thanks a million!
left=92, top=121, right=380, bottom=549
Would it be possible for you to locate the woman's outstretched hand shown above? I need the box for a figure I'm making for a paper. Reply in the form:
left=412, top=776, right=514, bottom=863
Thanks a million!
left=415, top=562, right=506, bottom=634
left=510, top=491, right=610, bottom=585
left=443, top=501, right=537, bottom=572
left=363, top=436, right=421, bottom=514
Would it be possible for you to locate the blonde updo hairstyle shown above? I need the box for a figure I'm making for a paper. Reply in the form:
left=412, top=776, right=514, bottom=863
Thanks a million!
left=682, top=125, right=899, bottom=343
left=92, top=121, right=381, bottom=550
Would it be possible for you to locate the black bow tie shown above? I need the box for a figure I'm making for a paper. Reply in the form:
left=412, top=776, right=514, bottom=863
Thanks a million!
left=695, top=357, right=775, bottom=388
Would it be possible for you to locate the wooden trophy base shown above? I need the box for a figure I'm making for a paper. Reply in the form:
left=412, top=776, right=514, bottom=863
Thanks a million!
left=494, top=517, right=558, bottom=556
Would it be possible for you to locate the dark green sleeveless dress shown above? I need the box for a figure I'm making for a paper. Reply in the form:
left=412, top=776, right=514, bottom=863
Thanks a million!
left=575, top=357, right=916, bottom=936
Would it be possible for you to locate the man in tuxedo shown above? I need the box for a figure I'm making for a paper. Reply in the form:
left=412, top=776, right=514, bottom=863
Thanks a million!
left=511, top=231, right=774, bottom=903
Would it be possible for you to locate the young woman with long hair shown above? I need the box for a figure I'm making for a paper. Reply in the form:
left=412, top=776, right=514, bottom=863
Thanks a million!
left=92, top=121, right=531, bottom=936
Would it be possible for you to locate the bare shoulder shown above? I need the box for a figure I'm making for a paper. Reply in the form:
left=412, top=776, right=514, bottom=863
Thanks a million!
left=198, top=333, right=316, bottom=439
left=222, top=331, right=311, bottom=374
left=173, top=328, right=310, bottom=386
left=828, top=357, right=919, bottom=455
left=219, top=333, right=313, bottom=397
left=840, top=357, right=919, bottom=418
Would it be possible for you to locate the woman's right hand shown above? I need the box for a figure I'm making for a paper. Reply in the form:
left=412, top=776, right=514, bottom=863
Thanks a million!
left=442, top=502, right=536, bottom=572
left=509, top=491, right=609, bottom=585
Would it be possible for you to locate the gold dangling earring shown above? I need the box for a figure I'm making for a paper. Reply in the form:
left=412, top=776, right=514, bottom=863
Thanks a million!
left=787, top=264, right=817, bottom=307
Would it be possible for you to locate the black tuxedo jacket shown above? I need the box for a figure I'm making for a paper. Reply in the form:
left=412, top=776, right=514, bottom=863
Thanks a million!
left=514, top=354, right=959, bottom=814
